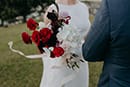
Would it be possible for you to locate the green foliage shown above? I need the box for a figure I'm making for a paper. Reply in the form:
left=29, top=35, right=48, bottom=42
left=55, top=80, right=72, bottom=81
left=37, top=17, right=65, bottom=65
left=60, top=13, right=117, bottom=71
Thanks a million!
left=0, top=0, right=53, bottom=23
left=0, top=0, right=17, bottom=20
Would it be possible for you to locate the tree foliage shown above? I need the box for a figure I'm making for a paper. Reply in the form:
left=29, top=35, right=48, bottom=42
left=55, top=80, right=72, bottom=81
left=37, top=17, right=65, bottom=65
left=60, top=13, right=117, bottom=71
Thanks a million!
left=0, top=0, right=53, bottom=25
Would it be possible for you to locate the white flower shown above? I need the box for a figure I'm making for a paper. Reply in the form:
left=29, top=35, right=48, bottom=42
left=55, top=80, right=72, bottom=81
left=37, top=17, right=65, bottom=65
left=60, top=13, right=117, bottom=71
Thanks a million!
left=38, top=22, right=45, bottom=30
left=49, top=47, right=54, bottom=51
left=60, top=41, right=71, bottom=50
left=57, top=27, right=70, bottom=41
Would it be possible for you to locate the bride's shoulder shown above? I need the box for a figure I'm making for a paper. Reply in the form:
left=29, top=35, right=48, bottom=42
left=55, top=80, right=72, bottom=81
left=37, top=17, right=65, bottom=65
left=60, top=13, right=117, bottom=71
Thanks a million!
left=79, top=2, right=89, bottom=9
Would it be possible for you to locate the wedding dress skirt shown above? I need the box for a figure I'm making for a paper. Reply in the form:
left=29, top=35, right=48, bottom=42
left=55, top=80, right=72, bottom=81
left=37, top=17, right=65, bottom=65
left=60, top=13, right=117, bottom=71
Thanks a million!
left=40, top=55, right=89, bottom=87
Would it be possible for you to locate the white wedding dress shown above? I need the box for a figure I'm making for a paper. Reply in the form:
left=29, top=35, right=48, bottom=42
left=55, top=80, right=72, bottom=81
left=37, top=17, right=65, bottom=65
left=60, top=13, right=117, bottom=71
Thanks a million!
left=40, top=2, right=91, bottom=87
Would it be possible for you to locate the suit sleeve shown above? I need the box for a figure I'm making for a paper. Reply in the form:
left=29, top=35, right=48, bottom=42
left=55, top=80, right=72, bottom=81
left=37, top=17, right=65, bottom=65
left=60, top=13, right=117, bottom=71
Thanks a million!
left=82, top=0, right=110, bottom=62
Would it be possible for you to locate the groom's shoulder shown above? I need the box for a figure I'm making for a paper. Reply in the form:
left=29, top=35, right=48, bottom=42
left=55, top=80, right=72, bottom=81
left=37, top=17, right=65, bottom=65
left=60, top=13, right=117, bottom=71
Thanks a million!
left=107, top=0, right=130, bottom=18
left=107, top=0, right=130, bottom=9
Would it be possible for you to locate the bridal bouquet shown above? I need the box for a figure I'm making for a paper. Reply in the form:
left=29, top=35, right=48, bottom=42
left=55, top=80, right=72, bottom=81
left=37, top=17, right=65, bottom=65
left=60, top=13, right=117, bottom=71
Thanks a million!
left=21, top=10, right=84, bottom=69
left=22, top=10, right=70, bottom=57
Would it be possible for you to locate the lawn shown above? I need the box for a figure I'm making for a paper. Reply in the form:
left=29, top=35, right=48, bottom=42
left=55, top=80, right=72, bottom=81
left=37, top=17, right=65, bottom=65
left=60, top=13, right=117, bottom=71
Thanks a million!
left=0, top=23, right=102, bottom=87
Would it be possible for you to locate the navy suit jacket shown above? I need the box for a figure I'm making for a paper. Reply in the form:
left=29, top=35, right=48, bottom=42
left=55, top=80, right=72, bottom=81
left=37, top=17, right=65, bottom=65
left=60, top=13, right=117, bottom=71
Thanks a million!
left=82, top=0, right=130, bottom=87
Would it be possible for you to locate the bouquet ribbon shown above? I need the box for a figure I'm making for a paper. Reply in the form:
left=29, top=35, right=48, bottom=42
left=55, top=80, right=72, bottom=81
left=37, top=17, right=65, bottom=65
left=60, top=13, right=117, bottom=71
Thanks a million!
left=8, top=41, right=43, bottom=59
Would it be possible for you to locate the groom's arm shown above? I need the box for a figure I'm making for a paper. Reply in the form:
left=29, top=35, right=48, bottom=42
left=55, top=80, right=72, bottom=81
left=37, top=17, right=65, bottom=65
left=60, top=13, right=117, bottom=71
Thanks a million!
left=82, top=0, right=110, bottom=62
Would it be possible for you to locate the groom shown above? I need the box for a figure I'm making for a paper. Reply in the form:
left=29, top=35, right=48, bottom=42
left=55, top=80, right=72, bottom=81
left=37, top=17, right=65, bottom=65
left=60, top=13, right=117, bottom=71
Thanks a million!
left=82, top=0, right=130, bottom=87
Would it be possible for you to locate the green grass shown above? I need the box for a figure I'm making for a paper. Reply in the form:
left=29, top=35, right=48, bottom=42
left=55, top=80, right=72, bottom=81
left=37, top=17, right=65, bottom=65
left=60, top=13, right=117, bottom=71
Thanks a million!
left=0, top=24, right=42, bottom=87
left=0, top=24, right=103, bottom=87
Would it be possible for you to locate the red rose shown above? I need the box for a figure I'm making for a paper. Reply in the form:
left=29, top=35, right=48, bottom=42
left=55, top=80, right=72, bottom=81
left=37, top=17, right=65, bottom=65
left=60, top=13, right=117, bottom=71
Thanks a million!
left=21, top=32, right=32, bottom=44
left=52, top=47, right=64, bottom=57
left=32, top=31, right=40, bottom=46
left=40, top=28, right=52, bottom=43
left=27, top=18, right=38, bottom=31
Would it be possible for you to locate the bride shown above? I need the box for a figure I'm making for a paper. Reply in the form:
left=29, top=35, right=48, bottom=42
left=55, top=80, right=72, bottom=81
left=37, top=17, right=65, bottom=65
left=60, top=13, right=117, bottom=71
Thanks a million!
left=8, top=0, right=90, bottom=87
left=41, top=0, right=91, bottom=87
